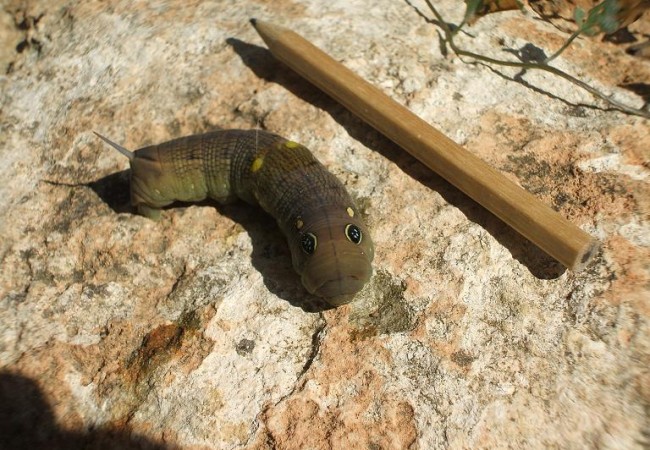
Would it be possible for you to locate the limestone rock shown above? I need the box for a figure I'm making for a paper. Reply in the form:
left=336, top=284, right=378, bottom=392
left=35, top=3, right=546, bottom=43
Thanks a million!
left=1, top=0, right=648, bottom=449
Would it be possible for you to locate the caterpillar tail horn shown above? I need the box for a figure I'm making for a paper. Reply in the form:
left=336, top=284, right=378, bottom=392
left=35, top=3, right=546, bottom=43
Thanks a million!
left=93, top=131, right=135, bottom=160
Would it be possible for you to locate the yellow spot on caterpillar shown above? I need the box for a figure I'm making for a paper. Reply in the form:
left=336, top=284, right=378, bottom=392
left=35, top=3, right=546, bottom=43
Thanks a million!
left=295, top=218, right=304, bottom=230
left=251, top=157, right=264, bottom=172
left=347, top=207, right=354, bottom=217
left=284, top=140, right=299, bottom=149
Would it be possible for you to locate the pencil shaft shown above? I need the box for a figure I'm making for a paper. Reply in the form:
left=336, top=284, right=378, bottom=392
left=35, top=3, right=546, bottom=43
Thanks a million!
left=252, top=20, right=599, bottom=270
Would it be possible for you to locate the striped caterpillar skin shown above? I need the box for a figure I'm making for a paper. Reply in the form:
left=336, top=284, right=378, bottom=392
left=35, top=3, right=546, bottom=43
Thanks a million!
left=95, top=129, right=374, bottom=304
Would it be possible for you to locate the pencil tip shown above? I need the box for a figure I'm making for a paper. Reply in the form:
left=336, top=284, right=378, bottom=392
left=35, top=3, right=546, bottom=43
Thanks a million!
left=250, top=18, right=257, bottom=27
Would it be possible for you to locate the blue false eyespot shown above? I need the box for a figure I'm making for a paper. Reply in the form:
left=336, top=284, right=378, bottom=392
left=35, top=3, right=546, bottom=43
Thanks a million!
left=345, top=224, right=362, bottom=244
left=300, top=232, right=317, bottom=254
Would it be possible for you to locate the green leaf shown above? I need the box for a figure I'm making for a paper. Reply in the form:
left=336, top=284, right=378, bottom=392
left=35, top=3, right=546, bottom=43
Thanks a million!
left=574, top=7, right=585, bottom=25
left=584, top=0, right=622, bottom=34
left=464, top=0, right=484, bottom=21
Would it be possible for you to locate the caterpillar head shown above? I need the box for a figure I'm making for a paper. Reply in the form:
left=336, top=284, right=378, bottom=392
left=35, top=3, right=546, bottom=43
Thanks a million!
left=289, top=205, right=374, bottom=305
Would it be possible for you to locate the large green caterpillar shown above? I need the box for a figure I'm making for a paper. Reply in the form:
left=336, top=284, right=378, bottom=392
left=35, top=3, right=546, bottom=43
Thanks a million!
left=95, top=129, right=374, bottom=304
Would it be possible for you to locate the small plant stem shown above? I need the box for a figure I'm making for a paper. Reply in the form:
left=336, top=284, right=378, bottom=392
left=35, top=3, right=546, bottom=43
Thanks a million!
left=544, top=29, right=582, bottom=64
left=422, top=0, right=649, bottom=119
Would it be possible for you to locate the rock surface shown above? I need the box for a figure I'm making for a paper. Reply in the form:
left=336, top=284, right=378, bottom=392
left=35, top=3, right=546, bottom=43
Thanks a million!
left=0, top=0, right=648, bottom=449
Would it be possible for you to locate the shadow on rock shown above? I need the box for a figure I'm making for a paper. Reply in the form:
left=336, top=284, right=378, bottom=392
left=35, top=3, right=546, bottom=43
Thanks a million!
left=227, top=38, right=566, bottom=279
left=0, top=371, right=175, bottom=450
left=89, top=169, right=132, bottom=215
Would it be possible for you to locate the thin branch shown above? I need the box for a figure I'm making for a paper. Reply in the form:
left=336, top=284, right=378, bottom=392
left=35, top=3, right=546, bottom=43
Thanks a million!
left=543, top=28, right=581, bottom=64
left=421, top=0, right=649, bottom=119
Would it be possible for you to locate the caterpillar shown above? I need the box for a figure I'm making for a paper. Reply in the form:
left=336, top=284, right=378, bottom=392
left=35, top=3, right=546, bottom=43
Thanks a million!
left=95, top=129, right=374, bottom=304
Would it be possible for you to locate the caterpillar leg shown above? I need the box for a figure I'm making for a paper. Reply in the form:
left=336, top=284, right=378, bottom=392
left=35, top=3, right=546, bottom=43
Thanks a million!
left=137, top=204, right=162, bottom=220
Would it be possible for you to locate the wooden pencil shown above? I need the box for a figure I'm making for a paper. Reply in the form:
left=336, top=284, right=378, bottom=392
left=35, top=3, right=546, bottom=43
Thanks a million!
left=250, top=19, right=600, bottom=271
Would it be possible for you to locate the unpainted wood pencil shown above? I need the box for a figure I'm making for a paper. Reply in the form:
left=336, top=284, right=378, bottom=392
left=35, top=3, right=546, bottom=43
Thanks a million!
left=251, top=19, right=599, bottom=271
